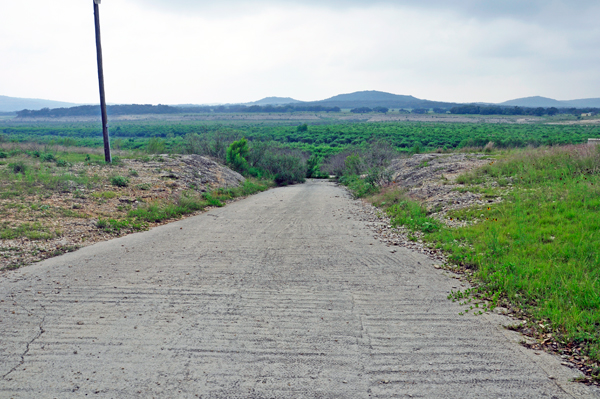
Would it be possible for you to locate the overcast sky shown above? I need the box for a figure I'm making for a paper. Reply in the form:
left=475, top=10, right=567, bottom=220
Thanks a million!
left=1, top=0, right=599, bottom=105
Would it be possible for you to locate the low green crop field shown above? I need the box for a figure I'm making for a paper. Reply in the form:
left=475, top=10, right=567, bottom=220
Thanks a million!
left=2, top=119, right=600, bottom=156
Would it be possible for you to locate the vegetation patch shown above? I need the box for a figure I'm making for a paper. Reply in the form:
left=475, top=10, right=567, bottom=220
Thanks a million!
left=110, top=175, right=129, bottom=187
left=93, top=191, right=118, bottom=199
left=0, top=222, right=57, bottom=240
left=128, top=179, right=270, bottom=224
left=362, top=144, right=600, bottom=382
left=97, top=218, right=147, bottom=234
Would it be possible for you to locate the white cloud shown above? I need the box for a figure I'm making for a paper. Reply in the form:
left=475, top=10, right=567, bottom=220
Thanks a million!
left=0, top=0, right=598, bottom=104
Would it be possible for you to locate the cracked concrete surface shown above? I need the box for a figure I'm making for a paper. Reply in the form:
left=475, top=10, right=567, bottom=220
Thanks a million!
left=0, top=180, right=598, bottom=398
left=1, top=302, right=45, bottom=381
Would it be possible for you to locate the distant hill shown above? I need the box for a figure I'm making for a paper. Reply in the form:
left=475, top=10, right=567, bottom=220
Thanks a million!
left=499, top=96, right=600, bottom=108
left=246, top=97, right=302, bottom=106
left=0, top=95, right=79, bottom=112
left=561, top=98, right=600, bottom=108
left=304, top=90, right=457, bottom=109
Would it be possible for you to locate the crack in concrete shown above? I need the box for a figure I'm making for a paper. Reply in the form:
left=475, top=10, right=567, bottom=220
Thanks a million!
left=2, top=303, right=46, bottom=381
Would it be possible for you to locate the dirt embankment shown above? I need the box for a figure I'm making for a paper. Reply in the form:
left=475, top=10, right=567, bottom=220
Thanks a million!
left=0, top=155, right=243, bottom=270
left=346, top=153, right=500, bottom=266
left=388, top=153, right=506, bottom=225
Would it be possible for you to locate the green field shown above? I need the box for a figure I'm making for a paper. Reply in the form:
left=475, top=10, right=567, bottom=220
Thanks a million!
left=2, top=119, right=600, bottom=157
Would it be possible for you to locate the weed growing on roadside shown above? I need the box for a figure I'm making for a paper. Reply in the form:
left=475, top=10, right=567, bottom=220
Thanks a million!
left=339, top=174, right=380, bottom=198
left=388, top=200, right=441, bottom=233
left=125, top=179, right=270, bottom=224
left=202, top=192, right=224, bottom=207
left=97, top=218, right=147, bottom=234
left=110, top=175, right=129, bottom=187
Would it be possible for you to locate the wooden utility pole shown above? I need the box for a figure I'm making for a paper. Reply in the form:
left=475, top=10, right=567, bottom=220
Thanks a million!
left=93, top=0, right=112, bottom=163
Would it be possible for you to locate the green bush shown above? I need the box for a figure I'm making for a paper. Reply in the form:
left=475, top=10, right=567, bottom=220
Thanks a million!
left=226, top=138, right=250, bottom=173
left=55, top=159, right=70, bottom=167
left=261, top=152, right=306, bottom=186
left=364, top=167, right=393, bottom=187
left=306, top=154, right=325, bottom=178
left=344, top=153, right=364, bottom=175
left=41, top=153, right=55, bottom=162
left=184, top=132, right=236, bottom=161
left=146, top=137, right=166, bottom=154
left=9, top=161, right=27, bottom=174
left=340, top=174, right=379, bottom=198
left=202, top=192, right=224, bottom=207
left=110, top=175, right=129, bottom=187
left=0, top=151, right=7, bottom=159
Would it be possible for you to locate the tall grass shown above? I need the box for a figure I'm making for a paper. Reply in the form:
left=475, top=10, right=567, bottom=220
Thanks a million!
left=429, top=144, right=600, bottom=364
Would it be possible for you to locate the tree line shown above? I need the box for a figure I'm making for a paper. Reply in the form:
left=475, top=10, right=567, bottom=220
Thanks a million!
left=448, top=105, right=599, bottom=116
left=15, top=104, right=341, bottom=118
left=14, top=103, right=600, bottom=118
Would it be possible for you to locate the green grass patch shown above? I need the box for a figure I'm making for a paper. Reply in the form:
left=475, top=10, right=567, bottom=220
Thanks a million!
left=202, top=193, right=224, bottom=207
left=0, top=222, right=56, bottom=240
left=388, top=200, right=442, bottom=233
left=96, top=218, right=147, bottom=234
left=0, top=191, right=20, bottom=199
left=1, top=159, right=99, bottom=197
left=126, top=178, right=271, bottom=224
left=370, top=187, right=442, bottom=233
left=128, top=195, right=208, bottom=223
left=92, top=191, right=118, bottom=199
left=110, top=175, right=129, bottom=187
left=421, top=145, right=600, bottom=364
left=339, top=174, right=380, bottom=198
left=58, top=207, right=89, bottom=218
left=211, top=178, right=273, bottom=201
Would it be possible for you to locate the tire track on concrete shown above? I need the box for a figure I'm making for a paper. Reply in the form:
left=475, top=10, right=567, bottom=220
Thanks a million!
left=0, top=180, right=597, bottom=398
